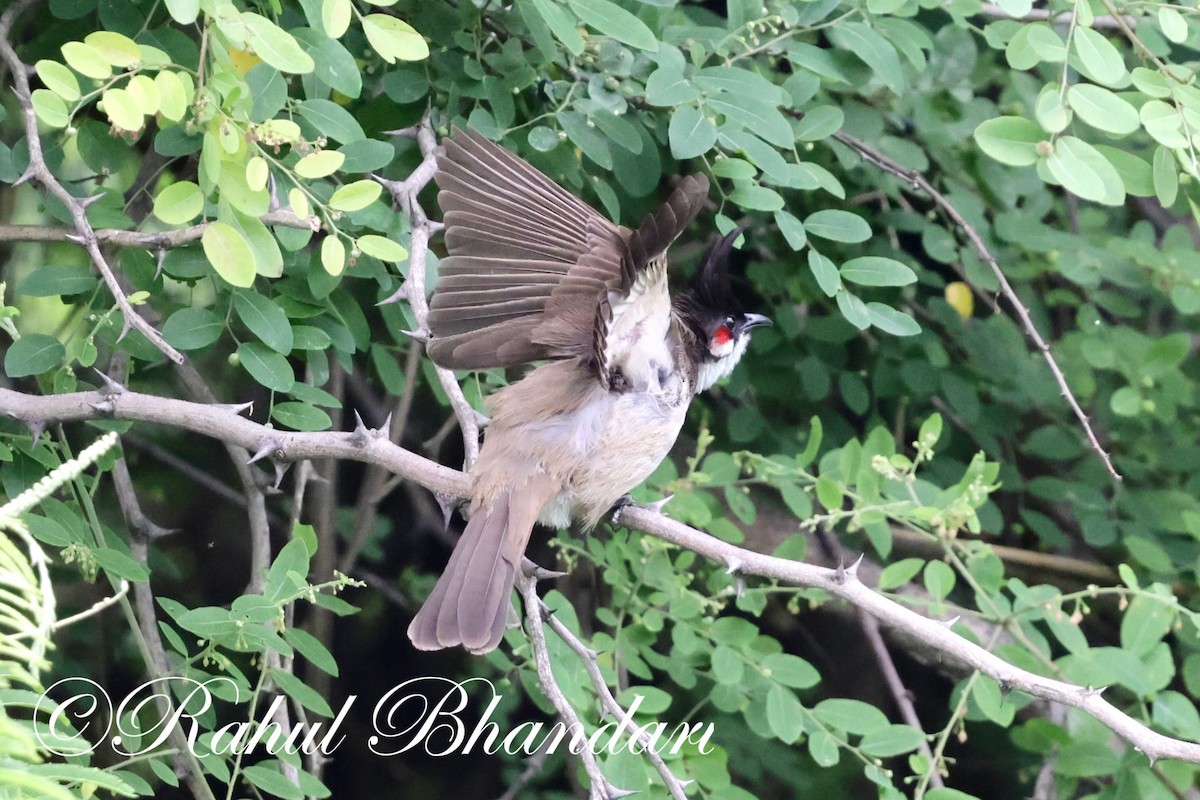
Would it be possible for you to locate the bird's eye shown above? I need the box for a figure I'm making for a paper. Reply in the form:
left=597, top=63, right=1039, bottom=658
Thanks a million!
left=712, top=325, right=733, bottom=346
left=725, top=315, right=736, bottom=326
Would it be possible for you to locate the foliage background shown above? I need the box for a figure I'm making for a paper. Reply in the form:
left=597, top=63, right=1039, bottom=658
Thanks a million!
left=2, top=0, right=1200, bottom=797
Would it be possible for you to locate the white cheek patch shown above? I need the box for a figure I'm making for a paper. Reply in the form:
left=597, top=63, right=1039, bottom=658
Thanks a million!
left=708, top=338, right=735, bottom=358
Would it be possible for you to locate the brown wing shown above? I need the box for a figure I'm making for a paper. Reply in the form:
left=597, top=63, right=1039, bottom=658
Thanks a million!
left=427, top=128, right=626, bottom=369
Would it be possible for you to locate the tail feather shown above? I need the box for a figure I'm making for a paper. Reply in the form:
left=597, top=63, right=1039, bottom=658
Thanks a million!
left=409, top=479, right=558, bottom=654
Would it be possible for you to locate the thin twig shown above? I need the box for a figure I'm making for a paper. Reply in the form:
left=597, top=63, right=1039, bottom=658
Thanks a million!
left=0, top=210, right=317, bottom=248
left=0, top=0, right=183, bottom=364
left=516, top=568, right=627, bottom=800
left=5, top=384, right=1198, bottom=764
left=977, top=2, right=1134, bottom=30
left=831, top=128, right=1122, bottom=482
left=374, top=113, right=483, bottom=466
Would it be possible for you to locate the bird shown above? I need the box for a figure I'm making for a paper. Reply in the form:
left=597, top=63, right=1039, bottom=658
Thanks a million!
left=407, top=128, right=771, bottom=654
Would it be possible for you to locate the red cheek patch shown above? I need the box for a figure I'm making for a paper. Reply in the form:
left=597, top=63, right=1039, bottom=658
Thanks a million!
left=713, top=325, right=732, bottom=346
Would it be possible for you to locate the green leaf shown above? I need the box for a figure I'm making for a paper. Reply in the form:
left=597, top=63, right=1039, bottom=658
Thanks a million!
left=762, top=653, right=820, bottom=689
left=84, top=31, right=141, bottom=67
left=328, top=179, right=383, bottom=211
left=1072, top=27, right=1127, bottom=87
left=162, top=307, right=223, bottom=350
left=155, top=71, right=188, bottom=122
left=591, top=111, right=642, bottom=153
left=828, top=22, right=904, bottom=94
left=361, top=14, right=429, bottom=63
left=836, top=290, right=871, bottom=330
left=323, top=0, right=352, bottom=38
left=644, top=67, right=698, bottom=106
left=804, top=209, right=871, bottom=243
left=774, top=210, right=806, bottom=250
left=240, top=13, right=315, bottom=74
left=1096, top=146, right=1153, bottom=197
left=1035, top=85, right=1071, bottom=134
left=1141, top=100, right=1187, bottom=148
left=61, top=41, right=111, bottom=79
left=356, top=234, right=408, bottom=262
left=270, top=668, right=334, bottom=716
left=706, top=95, right=793, bottom=149
left=153, top=180, right=204, bottom=225
left=93, top=547, right=150, bottom=581
left=556, top=110, right=612, bottom=168
left=793, top=106, right=843, bottom=142
left=283, top=626, right=340, bottom=675
left=4, top=334, right=65, bottom=377
left=728, top=184, right=784, bottom=211
left=974, top=116, right=1044, bottom=167
left=1120, top=594, right=1175, bottom=655
left=841, top=256, right=916, bottom=286
left=235, top=292, right=294, bottom=354
left=321, top=235, right=346, bottom=276
left=815, top=475, right=843, bottom=511
left=35, top=60, right=80, bottom=102
left=1045, top=135, right=1124, bottom=205
left=1154, top=145, right=1179, bottom=207
left=878, top=558, right=925, bottom=590
left=101, top=88, right=143, bottom=132
left=922, top=560, right=955, bottom=600
left=1067, top=84, right=1139, bottom=134
left=860, top=724, right=924, bottom=757
left=813, top=698, right=888, bottom=734
left=668, top=106, right=716, bottom=159
left=202, top=221, right=257, bottom=287
left=868, top=302, right=921, bottom=336
left=566, top=0, right=657, bottom=51
left=808, top=249, right=840, bottom=296
left=297, top=99, right=364, bottom=144
left=238, top=342, right=294, bottom=392
left=164, top=0, right=199, bottom=24
left=19, top=264, right=95, bottom=297
left=31, top=90, right=69, bottom=128
left=530, top=0, right=584, bottom=56
left=272, top=402, right=332, bottom=431
left=1056, top=741, right=1118, bottom=777
left=242, top=764, right=304, bottom=800
left=294, top=150, right=345, bottom=178
left=765, top=685, right=804, bottom=743
left=1158, top=7, right=1189, bottom=43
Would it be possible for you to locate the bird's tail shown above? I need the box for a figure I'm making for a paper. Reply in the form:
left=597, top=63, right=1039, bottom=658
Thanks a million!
left=408, top=480, right=555, bottom=654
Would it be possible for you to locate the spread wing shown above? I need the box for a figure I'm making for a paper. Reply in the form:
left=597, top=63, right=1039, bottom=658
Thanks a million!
left=427, top=128, right=626, bottom=369
left=591, top=174, right=708, bottom=390
left=427, top=127, right=709, bottom=386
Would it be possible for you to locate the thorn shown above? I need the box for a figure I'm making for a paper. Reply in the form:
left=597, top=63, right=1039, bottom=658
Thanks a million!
left=427, top=220, right=445, bottom=234
left=677, top=779, right=695, bottom=790
left=89, top=399, right=116, bottom=414
left=93, top=369, right=126, bottom=395
left=350, top=410, right=372, bottom=446
left=217, top=401, right=254, bottom=416
left=471, top=408, right=490, bottom=429
left=247, top=436, right=282, bottom=465
left=154, top=248, right=166, bottom=280
left=643, top=494, right=674, bottom=515
left=380, top=411, right=393, bottom=436
left=435, top=492, right=457, bottom=531
left=65, top=233, right=86, bottom=245
left=23, top=419, right=46, bottom=448
left=77, top=191, right=107, bottom=209
left=116, top=316, right=132, bottom=344
left=398, top=326, right=430, bottom=341
left=734, top=575, right=746, bottom=597
left=606, top=785, right=638, bottom=799
left=273, top=460, right=290, bottom=490
left=12, top=168, right=34, bottom=187
left=724, top=556, right=743, bottom=575
left=376, top=283, right=410, bottom=306
left=845, top=553, right=864, bottom=581
left=942, top=615, right=961, bottom=628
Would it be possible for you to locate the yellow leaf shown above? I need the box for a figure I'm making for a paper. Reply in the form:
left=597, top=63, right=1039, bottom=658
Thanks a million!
left=945, top=281, right=974, bottom=320
left=229, top=46, right=263, bottom=74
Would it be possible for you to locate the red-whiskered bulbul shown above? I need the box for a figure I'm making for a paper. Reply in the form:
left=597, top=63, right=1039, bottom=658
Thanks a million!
left=408, top=128, right=771, bottom=653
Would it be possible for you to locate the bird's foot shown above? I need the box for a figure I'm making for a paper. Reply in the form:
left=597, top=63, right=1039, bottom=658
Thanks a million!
left=610, top=494, right=674, bottom=525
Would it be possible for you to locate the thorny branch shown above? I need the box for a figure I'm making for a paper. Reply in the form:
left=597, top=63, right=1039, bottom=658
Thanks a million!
left=3, top=385, right=1198, bottom=765
left=829, top=128, right=1123, bottom=483
left=0, top=0, right=184, bottom=364
left=375, top=113, right=484, bottom=466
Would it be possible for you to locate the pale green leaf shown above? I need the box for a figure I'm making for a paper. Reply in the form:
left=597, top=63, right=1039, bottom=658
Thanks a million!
left=153, top=180, right=204, bottom=225
left=202, top=221, right=257, bottom=287
left=328, top=179, right=383, bottom=211
left=362, top=14, right=429, bottom=63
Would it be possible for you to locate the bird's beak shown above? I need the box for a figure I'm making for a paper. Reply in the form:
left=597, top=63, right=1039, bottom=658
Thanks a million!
left=742, top=313, right=773, bottom=330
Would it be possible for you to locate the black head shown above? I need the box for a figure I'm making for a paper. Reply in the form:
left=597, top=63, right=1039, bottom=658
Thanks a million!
left=678, top=228, right=772, bottom=391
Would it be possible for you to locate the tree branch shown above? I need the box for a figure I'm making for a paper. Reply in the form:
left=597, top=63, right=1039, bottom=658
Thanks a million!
left=0, top=0, right=184, bottom=364
left=830, top=128, right=1123, bottom=482
left=2, top=384, right=1197, bottom=764
left=0, top=210, right=318, bottom=249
